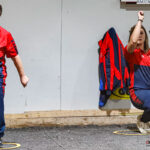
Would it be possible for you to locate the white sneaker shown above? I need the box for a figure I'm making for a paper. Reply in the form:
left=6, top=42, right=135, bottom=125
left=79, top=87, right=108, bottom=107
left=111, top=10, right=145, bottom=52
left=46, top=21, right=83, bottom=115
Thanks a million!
left=137, top=115, right=150, bottom=134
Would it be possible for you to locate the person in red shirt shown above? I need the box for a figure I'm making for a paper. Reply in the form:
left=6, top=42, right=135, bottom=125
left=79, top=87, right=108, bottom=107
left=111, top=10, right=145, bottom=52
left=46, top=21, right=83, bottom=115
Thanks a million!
left=124, top=11, right=150, bottom=134
left=0, top=5, right=29, bottom=146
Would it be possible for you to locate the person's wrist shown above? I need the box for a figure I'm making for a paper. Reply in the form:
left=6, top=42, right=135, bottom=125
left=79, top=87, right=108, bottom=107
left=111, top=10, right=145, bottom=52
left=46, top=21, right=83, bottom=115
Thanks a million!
left=138, top=18, right=143, bottom=22
left=20, top=74, right=25, bottom=78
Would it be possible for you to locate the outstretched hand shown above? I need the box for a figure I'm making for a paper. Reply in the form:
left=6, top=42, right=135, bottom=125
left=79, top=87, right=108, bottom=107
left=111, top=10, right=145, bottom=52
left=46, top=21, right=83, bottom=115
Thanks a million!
left=138, top=11, right=144, bottom=21
left=20, top=75, right=29, bottom=87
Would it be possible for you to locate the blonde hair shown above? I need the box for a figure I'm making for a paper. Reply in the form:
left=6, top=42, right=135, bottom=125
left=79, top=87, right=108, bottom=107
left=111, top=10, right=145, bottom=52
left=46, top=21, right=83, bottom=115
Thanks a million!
left=128, top=25, right=149, bottom=51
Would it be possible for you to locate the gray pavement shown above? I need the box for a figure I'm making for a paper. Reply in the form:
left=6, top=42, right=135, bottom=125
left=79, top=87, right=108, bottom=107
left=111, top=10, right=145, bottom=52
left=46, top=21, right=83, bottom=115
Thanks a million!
left=1, top=124, right=150, bottom=150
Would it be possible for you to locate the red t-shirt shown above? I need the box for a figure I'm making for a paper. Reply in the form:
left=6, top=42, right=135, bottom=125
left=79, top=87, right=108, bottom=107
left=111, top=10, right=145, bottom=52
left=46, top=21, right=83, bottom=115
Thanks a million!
left=124, top=46, right=150, bottom=90
left=0, top=26, right=18, bottom=85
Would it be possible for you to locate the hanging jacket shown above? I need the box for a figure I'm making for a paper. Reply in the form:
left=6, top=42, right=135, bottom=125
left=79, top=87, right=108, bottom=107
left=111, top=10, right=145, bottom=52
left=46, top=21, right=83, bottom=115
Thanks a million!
left=98, top=27, right=129, bottom=108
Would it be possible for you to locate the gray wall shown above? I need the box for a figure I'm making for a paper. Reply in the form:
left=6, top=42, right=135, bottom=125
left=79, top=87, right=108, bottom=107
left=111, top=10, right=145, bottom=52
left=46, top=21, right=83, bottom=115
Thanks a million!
left=0, top=0, right=150, bottom=114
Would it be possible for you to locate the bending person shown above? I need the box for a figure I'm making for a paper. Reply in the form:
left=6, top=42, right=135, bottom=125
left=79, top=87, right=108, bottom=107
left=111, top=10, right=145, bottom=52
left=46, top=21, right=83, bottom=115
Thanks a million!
left=124, top=11, right=150, bottom=134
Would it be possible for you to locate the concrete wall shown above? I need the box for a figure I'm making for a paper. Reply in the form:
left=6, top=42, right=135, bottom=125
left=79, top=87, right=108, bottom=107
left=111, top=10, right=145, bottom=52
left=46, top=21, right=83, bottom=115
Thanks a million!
left=0, top=0, right=150, bottom=114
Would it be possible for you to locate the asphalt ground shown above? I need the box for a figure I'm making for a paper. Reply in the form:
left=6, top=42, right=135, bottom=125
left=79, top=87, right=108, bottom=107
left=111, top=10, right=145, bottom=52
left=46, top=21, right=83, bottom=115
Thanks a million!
left=1, top=124, right=150, bottom=150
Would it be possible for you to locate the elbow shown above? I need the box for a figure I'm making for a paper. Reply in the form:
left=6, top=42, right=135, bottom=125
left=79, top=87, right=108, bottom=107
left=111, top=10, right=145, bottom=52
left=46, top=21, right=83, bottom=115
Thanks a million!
left=127, top=42, right=137, bottom=53
left=11, top=55, right=19, bottom=61
left=127, top=49, right=134, bottom=53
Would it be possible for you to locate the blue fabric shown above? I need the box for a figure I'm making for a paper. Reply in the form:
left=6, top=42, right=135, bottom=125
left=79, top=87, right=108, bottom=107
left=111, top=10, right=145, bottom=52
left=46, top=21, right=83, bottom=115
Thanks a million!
left=134, top=89, right=150, bottom=111
left=99, top=90, right=111, bottom=108
left=108, top=28, right=120, bottom=70
left=99, top=79, right=104, bottom=91
left=0, top=86, right=4, bottom=138
left=134, top=64, right=150, bottom=90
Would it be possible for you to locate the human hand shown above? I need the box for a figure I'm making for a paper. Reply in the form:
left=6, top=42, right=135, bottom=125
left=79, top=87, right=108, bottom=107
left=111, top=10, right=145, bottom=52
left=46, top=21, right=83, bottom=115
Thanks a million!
left=20, top=75, right=29, bottom=87
left=138, top=11, right=144, bottom=22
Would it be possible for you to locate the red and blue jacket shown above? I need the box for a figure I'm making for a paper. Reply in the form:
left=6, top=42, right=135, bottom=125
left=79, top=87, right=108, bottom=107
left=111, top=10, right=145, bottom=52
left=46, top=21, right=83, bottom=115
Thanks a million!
left=98, top=28, right=129, bottom=107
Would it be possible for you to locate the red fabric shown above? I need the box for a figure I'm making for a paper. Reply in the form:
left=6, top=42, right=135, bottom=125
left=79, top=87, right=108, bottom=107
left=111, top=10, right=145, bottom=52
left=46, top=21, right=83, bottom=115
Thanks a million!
left=6, top=32, right=18, bottom=58
left=123, top=46, right=150, bottom=66
left=129, top=88, right=143, bottom=104
left=0, top=26, right=18, bottom=83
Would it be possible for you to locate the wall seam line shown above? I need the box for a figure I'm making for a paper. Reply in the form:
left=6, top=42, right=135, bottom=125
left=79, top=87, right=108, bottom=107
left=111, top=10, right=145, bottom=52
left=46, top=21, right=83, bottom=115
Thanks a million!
left=60, top=0, right=63, bottom=110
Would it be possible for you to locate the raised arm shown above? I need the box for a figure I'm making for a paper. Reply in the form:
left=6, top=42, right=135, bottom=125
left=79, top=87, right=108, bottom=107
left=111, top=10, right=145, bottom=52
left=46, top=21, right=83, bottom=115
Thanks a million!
left=11, top=55, right=29, bottom=87
left=127, top=11, right=144, bottom=53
